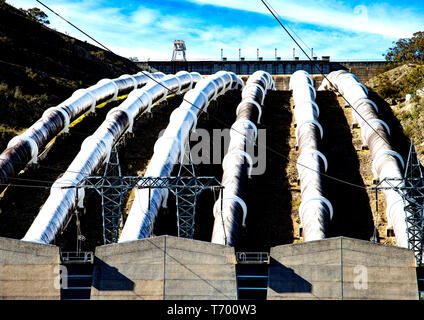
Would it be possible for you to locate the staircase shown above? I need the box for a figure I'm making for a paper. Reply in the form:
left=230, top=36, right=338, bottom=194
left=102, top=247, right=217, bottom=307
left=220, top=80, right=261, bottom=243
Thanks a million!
left=236, top=252, right=269, bottom=300
left=60, top=251, right=94, bottom=300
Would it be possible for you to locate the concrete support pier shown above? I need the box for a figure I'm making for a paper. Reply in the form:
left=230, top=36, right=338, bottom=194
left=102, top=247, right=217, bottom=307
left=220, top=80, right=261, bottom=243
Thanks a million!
left=268, top=237, right=419, bottom=300
left=0, top=237, right=60, bottom=300
left=91, top=235, right=237, bottom=300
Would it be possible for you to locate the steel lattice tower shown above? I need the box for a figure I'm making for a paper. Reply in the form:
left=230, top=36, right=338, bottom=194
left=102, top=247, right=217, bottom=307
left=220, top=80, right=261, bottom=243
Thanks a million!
left=100, top=147, right=123, bottom=244
left=375, top=141, right=424, bottom=265
left=403, top=142, right=424, bottom=265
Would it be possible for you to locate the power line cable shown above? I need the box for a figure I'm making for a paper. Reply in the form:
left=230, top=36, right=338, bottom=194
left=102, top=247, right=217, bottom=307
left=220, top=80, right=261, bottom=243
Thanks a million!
left=0, top=69, right=370, bottom=191
left=137, top=71, right=369, bottom=190
left=260, top=0, right=394, bottom=149
left=0, top=2, right=371, bottom=191
left=34, top=0, right=115, bottom=54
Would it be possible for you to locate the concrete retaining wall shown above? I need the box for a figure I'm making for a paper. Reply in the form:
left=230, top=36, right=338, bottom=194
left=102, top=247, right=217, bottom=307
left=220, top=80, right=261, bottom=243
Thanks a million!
left=139, top=60, right=330, bottom=75
left=139, top=60, right=387, bottom=82
left=91, top=235, right=237, bottom=300
left=268, top=237, right=418, bottom=300
left=0, top=237, right=60, bottom=300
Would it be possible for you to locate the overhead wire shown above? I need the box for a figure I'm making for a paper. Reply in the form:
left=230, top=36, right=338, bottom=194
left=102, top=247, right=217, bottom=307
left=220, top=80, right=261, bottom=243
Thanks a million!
left=0, top=1, right=372, bottom=192
left=34, top=0, right=115, bottom=54
left=260, top=0, right=394, bottom=149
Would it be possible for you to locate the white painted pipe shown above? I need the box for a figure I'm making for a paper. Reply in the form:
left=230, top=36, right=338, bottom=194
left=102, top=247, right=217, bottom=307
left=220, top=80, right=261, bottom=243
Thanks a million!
left=325, top=71, right=408, bottom=248
left=291, top=70, right=333, bottom=242
left=118, top=71, right=243, bottom=242
left=0, top=71, right=165, bottom=183
left=22, top=72, right=201, bottom=244
left=211, top=70, right=274, bottom=246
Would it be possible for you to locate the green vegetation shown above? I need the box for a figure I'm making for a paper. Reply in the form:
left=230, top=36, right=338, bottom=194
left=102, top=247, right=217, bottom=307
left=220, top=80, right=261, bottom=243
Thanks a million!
left=366, top=31, right=424, bottom=161
left=370, top=64, right=424, bottom=100
left=385, top=31, right=424, bottom=64
left=23, top=7, right=50, bottom=25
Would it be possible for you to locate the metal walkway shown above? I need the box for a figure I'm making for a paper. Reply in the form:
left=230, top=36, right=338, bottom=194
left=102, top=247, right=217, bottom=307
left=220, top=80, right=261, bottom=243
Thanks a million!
left=236, top=252, right=269, bottom=300
left=60, top=251, right=94, bottom=301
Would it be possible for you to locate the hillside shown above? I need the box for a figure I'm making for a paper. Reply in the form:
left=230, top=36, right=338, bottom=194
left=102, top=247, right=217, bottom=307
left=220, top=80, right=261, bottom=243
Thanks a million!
left=0, top=2, right=140, bottom=149
left=366, top=63, right=424, bottom=163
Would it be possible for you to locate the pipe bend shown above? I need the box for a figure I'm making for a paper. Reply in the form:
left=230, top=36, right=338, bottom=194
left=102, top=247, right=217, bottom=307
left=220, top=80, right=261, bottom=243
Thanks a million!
left=292, top=82, right=316, bottom=100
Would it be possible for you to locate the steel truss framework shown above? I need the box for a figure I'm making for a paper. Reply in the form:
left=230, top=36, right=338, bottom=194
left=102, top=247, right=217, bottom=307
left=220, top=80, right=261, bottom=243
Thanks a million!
left=374, top=143, right=424, bottom=266
left=70, top=145, right=223, bottom=243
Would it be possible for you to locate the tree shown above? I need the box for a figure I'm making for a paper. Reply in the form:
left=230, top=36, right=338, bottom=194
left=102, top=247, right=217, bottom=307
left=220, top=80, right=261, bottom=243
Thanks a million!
left=25, top=7, right=50, bottom=25
left=385, top=31, right=424, bottom=63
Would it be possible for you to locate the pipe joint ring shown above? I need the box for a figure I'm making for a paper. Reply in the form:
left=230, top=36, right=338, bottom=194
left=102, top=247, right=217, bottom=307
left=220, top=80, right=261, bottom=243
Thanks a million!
left=231, top=119, right=258, bottom=143
left=213, top=196, right=248, bottom=227
left=243, top=83, right=266, bottom=105
left=297, top=150, right=328, bottom=172
left=222, top=150, right=254, bottom=178
left=299, top=196, right=334, bottom=221
left=353, top=98, right=379, bottom=113
left=8, top=135, right=39, bottom=164
left=295, top=120, right=323, bottom=140
left=372, top=150, right=405, bottom=175
left=236, top=98, right=262, bottom=124
left=386, top=198, right=404, bottom=224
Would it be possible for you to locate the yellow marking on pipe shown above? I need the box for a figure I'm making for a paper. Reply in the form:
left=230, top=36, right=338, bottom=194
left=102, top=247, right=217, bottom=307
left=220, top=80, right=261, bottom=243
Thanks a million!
left=69, top=94, right=129, bottom=128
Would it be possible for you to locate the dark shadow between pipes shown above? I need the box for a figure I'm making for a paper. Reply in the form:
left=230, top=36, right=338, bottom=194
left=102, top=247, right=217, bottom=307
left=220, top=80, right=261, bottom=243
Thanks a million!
left=317, top=91, right=375, bottom=240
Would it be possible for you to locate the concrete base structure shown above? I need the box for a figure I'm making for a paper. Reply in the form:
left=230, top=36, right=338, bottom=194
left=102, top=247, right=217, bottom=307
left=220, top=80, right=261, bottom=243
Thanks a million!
left=0, top=237, right=60, bottom=300
left=91, top=235, right=237, bottom=300
left=0, top=235, right=418, bottom=300
left=138, top=60, right=387, bottom=83
left=268, top=237, right=419, bottom=300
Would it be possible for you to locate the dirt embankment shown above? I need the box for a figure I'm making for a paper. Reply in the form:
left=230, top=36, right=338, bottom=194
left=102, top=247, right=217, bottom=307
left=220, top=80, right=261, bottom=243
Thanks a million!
left=0, top=3, right=139, bottom=150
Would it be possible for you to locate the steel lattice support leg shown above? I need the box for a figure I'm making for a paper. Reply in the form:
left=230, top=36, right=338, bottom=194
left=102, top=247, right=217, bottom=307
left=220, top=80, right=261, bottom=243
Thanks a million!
left=175, top=141, right=199, bottom=239
left=403, top=142, right=424, bottom=265
left=100, top=147, right=123, bottom=244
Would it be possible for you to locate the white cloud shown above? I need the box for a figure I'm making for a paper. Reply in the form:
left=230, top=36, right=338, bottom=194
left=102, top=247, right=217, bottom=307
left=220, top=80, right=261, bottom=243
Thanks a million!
left=5, top=0, right=411, bottom=61
left=187, top=0, right=421, bottom=38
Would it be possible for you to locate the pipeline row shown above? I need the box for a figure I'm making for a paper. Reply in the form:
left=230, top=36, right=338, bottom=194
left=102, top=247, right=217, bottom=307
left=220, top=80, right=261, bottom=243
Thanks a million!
left=118, top=71, right=244, bottom=242
left=0, top=71, right=166, bottom=184
left=290, top=70, right=332, bottom=241
left=22, top=71, right=201, bottom=244
left=210, top=71, right=274, bottom=246
left=320, top=70, right=408, bottom=248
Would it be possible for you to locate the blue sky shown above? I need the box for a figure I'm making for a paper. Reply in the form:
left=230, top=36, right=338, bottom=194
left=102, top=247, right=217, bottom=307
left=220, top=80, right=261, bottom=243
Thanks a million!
left=7, top=0, right=424, bottom=61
